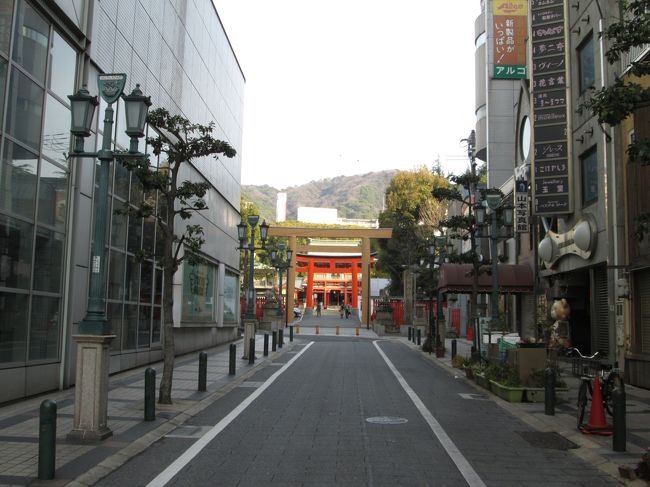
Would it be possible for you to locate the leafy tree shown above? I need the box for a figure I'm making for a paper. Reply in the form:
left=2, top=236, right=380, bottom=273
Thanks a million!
left=122, top=108, right=236, bottom=404
left=377, top=167, right=449, bottom=294
left=581, top=0, right=650, bottom=237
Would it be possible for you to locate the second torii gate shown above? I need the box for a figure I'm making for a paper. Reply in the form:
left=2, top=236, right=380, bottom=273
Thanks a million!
left=266, top=227, right=392, bottom=325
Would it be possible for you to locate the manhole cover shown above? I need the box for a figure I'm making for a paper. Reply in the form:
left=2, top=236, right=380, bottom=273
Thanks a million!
left=366, top=416, right=408, bottom=425
left=516, top=431, right=578, bottom=450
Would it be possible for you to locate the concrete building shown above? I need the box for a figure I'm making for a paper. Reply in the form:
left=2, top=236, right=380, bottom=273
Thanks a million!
left=276, top=192, right=287, bottom=222
left=0, top=0, right=244, bottom=402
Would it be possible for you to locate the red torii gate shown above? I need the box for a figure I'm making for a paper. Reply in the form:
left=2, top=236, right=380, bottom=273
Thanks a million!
left=295, top=253, right=378, bottom=309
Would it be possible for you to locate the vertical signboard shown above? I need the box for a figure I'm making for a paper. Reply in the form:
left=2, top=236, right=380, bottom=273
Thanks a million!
left=514, top=165, right=530, bottom=233
left=492, top=1, right=528, bottom=79
left=531, top=0, right=572, bottom=215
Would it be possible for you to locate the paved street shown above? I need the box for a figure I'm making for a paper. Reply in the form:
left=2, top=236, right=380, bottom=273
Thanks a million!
left=0, top=309, right=647, bottom=486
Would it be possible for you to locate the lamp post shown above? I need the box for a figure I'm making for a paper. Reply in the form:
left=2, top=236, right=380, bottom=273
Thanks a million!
left=271, top=243, right=293, bottom=329
left=237, top=215, right=268, bottom=358
left=430, top=236, right=453, bottom=356
left=67, top=74, right=151, bottom=441
left=474, top=194, right=514, bottom=328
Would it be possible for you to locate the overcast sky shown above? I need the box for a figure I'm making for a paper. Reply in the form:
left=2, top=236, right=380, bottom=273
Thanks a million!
left=212, top=1, right=480, bottom=189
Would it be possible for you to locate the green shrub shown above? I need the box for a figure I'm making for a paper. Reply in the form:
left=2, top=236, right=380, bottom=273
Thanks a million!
left=484, top=362, right=521, bottom=387
left=524, top=369, right=567, bottom=388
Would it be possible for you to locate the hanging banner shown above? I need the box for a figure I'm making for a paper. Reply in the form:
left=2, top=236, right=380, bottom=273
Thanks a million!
left=531, top=0, right=572, bottom=216
left=492, top=1, right=528, bottom=79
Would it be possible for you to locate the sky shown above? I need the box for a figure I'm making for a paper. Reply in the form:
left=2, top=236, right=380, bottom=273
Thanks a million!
left=212, top=1, right=480, bottom=189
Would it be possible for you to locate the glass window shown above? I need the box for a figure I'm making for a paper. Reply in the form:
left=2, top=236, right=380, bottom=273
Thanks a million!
left=12, top=0, right=49, bottom=83
left=138, top=305, right=151, bottom=348
left=0, top=291, right=28, bottom=363
left=127, top=213, right=142, bottom=253
left=33, top=226, right=63, bottom=293
left=152, top=306, right=161, bottom=344
left=0, top=214, right=33, bottom=289
left=5, top=69, right=44, bottom=150
left=37, top=158, right=67, bottom=231
left=107, top=302, right=123, bottom=351
left=154, top=267, right=162, bottom=304
left=42, top=94, right=70, bottom=166
left=110, top=202, right=127, bottom=249
left=578, top=34, right=595, bottom=94
left=115, top=98, right=130, bottom=150
left=48, top=31, right=76, bottom=100
left=28, top=295, right=59, bottom=360
left=113, top=161, right=129, bottom=200
left=0, top=1, right=13, bottom=55
left=182, top=261, right=214, bottom=322
left=0, top=58, right=7, bottom=122
left=223, top=269, right=238, bottom=323
left=140, top=260, right=153, bottom=303
left=107, top=249, right=125, bottom=300
left=1, top=140, right=38, bottom=219
left=125, top=255, right=140, bottom=302
left=123, top=303, right=138, bottom=350
left=582, top=147, right=598, bottom=206
left=143, top=214, right=155, bottom=255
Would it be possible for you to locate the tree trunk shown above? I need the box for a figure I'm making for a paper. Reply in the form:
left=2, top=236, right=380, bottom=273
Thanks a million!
left=158, top=201, right=176, bottom=404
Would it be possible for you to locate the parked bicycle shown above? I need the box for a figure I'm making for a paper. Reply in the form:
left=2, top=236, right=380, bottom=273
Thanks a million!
left=566, top=347, right=621, bottom=430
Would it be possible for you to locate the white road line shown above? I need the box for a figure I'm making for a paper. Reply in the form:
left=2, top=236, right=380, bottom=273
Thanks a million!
left=146, top=342, right=315, bottom=487
left=373, top=341, right=487, bottom=487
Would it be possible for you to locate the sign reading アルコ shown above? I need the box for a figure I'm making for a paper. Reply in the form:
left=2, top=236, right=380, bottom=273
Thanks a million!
left=492, top=1, right=528, bottom=79
left=531, top=0, right=572, bottom=216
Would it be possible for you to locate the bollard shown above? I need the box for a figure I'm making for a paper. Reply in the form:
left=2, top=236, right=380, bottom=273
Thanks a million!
left=316, top=325, right=320, bottom=334
left=544, top=367, right=555, bottom=416
left=272, top=331, right=277, bottom=352
left=229, top=344, right=236, bottom=375
left=264, top=334, right=269, bottom=356
left=279, top=329, right=283, bottom=348
left=471, top=345, right=476, bottom=356
left=451, top=339, right=457, bottom=359
left=38, top=399, right=57, bottom=480
left=408, top=327, right=412, bottom=341
left=296, top=325, right=300, bottom=334
left=198, top=351, right=207, bottom=392
left=417, top=329, right=421, bottom=345
left=336, top=325, right=340, bottom=335
left=356, top=327, right=360, bottom=336
left=290, top=325, right=293, bottom=342
left=144, top=367, right=156, bottom=421
left=613, top=380, right=626, bottom=452
left=249, top=338, right=255, bottom=364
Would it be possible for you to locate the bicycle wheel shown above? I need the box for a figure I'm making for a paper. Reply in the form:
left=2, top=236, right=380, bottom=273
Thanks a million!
left=576, top=380, right=589, bottom=429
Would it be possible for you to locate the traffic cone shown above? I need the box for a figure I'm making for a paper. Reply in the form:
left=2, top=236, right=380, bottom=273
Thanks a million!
left=583, top=375, right=613, bottom=436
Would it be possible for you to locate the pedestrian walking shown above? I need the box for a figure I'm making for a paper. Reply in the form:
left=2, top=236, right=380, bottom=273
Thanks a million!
left=345, top=304, right=350, bottom=319
left=339, top=304, right=344, bottom=319
left=316, top=301, right=322, bottom=317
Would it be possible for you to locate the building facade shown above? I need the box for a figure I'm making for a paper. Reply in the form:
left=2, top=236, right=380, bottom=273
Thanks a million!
left=0, top=0, right=244, bottom=403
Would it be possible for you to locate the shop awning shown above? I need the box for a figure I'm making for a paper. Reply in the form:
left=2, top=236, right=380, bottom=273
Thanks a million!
left=437, top=263, right=534, bottom=294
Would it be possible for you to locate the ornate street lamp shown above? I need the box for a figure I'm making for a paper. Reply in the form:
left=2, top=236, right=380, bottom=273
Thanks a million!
left=271, top=242, right=293, bottom=328
left=67, top=74, right=150, bottom=441
left=238, top=216, right=268, bottom=321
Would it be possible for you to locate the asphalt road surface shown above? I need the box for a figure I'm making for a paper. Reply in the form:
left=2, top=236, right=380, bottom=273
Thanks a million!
left=97, top=336, right=617, bottom=486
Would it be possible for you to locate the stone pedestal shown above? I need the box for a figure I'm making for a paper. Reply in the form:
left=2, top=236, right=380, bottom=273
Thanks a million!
left=242, top=320, right=256, bottom=359
left=68, top=335, right=114, bottom=442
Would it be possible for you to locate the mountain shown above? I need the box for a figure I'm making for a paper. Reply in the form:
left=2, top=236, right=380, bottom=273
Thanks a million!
left=241, top=170, right=397, bottom=222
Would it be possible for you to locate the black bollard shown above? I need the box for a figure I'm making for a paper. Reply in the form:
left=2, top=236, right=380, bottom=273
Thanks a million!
left=471, top=345, right=476, bottom=356
left=38, top=399, right=57, bottom=480
left=264, top=334, right=269, bottom=356
left=417, top=329, right=421, bottom=345
left=408, top=327, right=412, bottom=341
left=544, top=367, right=556, bottom=416
left=272, top=331, right=277, bottom=352
left=229, top=344, right=236, bottom=375
left=249, top=338, right=255, bottom=364
left=198, top=351, right=207, bottom=392
left=613, top=381, right=626, bottom=452
left=144, top=367, right=155, bottom=421
left=451, top=339, right=457, bottom=359
left=279, top=329, right=284, bottom=348
left=290, top=325, right=293, bottom=342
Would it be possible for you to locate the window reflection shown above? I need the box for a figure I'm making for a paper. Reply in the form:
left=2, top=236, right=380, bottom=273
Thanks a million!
left=107, top=302, right=123, bottom=351
left=0, top=59, right=7, bottom=122
left=123, top=303, right=138, bottom=350
left=33, top=227, right=63, bottom=293
left=0, top=291, right=28, bottom=363
left=5, top=69, right=45, bottom=150
left=140, top=260, right=153, bottom=304
left=37, top=158, right=68, bottom=231
left=138, top=305, right=151, bottom=348
left=127, top=213, right=142, bottom=253
left=108, top=250, right=125, bottom=300
left=113, top=160, right=129, bottom=199
left=152, top=306, right=161, bottom=343
left=42, top=94, right=71, bottom=166
left=0, top=1, right=13, bottom=55
left=1, top=141, right=38, bottom=219
left=12, top=0, right=49, bottom=83
left=48, top=31, right=76, bottom=100
left=110, top=202, right=127, bottom=249
left=0, top=214, right=33, bottom=289
left=125, top=255, right=140, bottom=302
left=28, top=295, right=60, bottom=360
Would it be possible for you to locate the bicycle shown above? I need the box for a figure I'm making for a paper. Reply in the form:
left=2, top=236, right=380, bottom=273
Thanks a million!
left=566, top=347, right=621, bottom=430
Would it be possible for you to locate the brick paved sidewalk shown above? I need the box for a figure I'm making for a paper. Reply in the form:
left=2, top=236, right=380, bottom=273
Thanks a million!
left=0, top=334, right=297, bottom=487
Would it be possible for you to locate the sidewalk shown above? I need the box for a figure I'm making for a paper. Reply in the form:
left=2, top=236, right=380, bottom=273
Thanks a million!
left=406, top=336, right=650, bottom=486
left=0, top=333, right=299, bottom=487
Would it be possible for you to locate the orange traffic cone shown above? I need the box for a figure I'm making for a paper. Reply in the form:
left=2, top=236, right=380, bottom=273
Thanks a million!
left=583, top=375, right=613, bottom=436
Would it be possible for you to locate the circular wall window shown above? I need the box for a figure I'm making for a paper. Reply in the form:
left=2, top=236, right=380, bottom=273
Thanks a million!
left=520, top=116, right=531, bottom=162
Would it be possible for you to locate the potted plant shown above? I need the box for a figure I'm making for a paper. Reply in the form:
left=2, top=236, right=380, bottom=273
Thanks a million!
left=523, top=369, right=568, bottom=403
left=472, top=362, right=490, bottom=390
left=485, top=362, right=525, bottom=402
